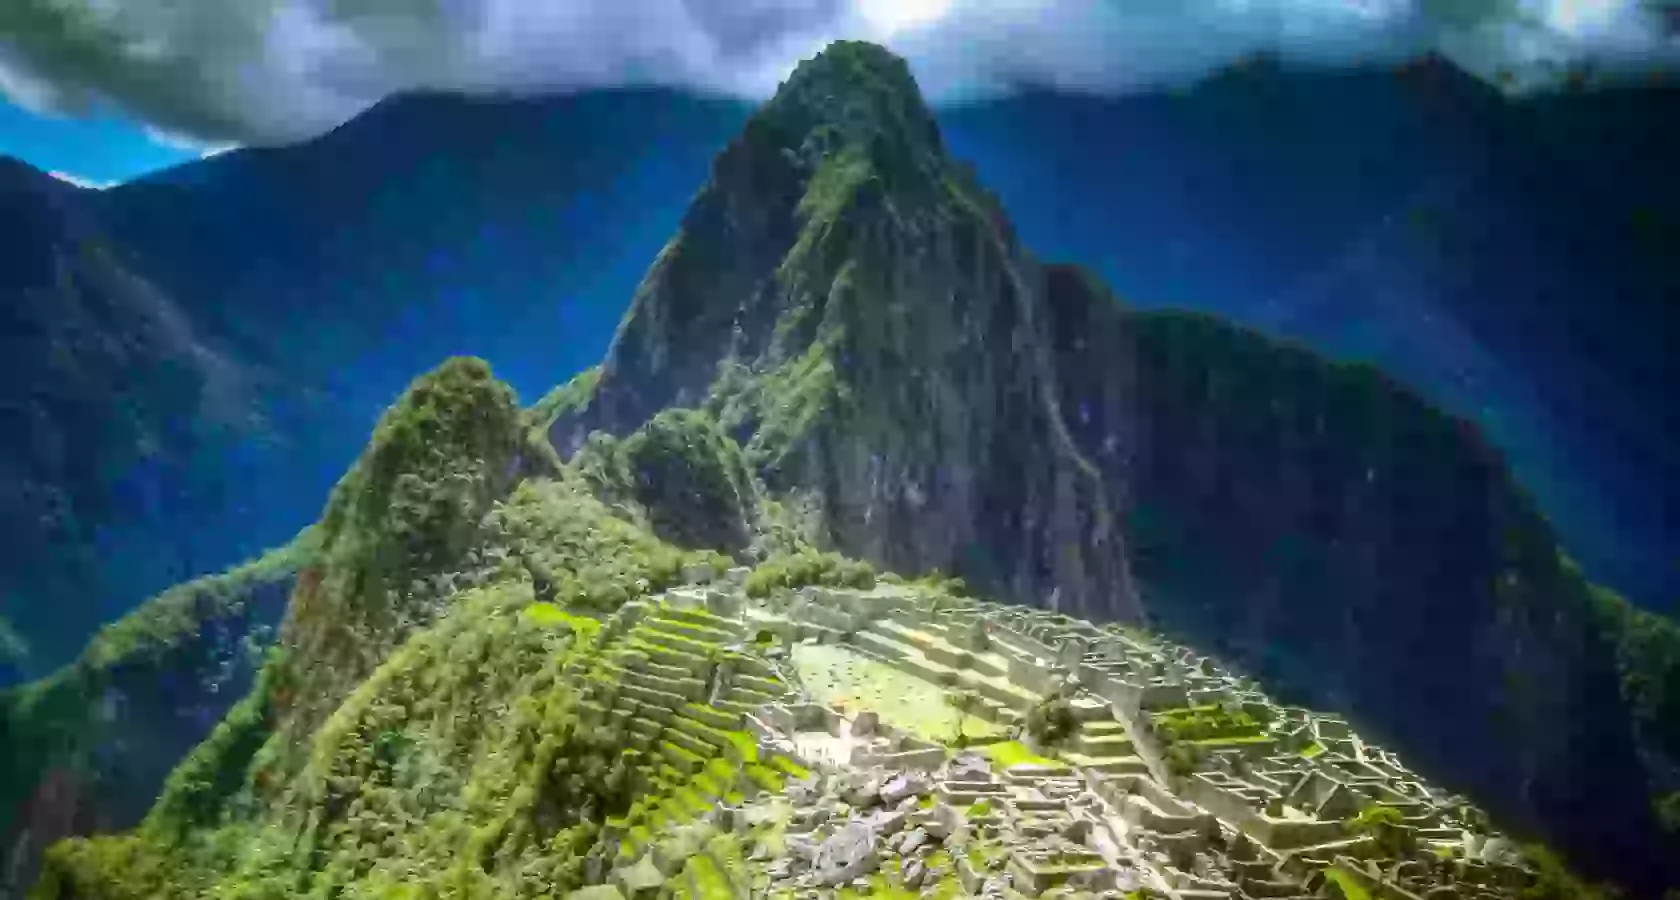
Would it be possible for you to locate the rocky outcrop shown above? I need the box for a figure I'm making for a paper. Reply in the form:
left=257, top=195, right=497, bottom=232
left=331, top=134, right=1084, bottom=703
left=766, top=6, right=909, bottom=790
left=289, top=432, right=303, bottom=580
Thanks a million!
left=545, top=41, right=1673, bottom=889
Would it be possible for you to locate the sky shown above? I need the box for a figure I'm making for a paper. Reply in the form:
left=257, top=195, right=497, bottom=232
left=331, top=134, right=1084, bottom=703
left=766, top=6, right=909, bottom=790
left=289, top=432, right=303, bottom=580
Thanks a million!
left=1, top=0, right=1677, bottom=185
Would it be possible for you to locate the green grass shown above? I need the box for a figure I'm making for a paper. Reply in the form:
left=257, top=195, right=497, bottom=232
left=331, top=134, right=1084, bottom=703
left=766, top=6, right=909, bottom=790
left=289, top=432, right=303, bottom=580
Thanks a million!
left=1323, top=868, right=1373, bottom=900
left=791, top=643, right=1002, bottom=744
left=1152, top=704, right=1264, bottom=743
left=1189, top=734, right=1274, bottom=747
left=521, top=602, right=602, bottom=637
left=721, top=729, right=760, bottom=763
left=744, top=763, right=785, bottom=794
left=769, top=755, right=810, bottom=780
left=979, top=740, right=1061, bottom=770
left=684, top=851, right=735, bottom=900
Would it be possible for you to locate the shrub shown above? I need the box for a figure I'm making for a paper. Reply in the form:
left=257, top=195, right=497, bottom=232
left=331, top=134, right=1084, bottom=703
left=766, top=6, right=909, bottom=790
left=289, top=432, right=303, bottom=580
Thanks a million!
left=1163, top=743, right=1200, bottom=778
left=743, top=549, right=875, bottom=598
left=618, top=409, right=759, bottom=554
left=143, top=649, right=291, bottom=840
left=1025, top=696, right=1080, bottom=748
left=1518, top=842, right=1620, bottom=900
left=1346, top=803, right=1413, bottom=858
left=1153, top=705, right=1261, bottom=743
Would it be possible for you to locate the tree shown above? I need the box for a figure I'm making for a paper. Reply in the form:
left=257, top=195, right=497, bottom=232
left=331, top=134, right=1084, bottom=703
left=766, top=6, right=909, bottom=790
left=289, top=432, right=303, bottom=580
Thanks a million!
left=1025, top=696, right=1079, bottom=748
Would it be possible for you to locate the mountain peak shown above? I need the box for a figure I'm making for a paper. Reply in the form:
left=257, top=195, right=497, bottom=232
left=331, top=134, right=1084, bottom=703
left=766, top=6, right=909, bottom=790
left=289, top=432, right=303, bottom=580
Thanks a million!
left=755, top=40, right=944, bottom=178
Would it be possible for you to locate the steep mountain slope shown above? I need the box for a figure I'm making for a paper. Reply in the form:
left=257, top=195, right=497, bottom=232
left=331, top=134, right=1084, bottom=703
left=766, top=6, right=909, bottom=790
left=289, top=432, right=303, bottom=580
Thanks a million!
left=0, top=535, right=313, bottom=896
left=0, top=159, right=269, bottom=673
left=544, top=42, right=1673, bottom=889
left=936, top=62, right=1680, bottom=613
left=1041, top=268, right=1666, bottom=884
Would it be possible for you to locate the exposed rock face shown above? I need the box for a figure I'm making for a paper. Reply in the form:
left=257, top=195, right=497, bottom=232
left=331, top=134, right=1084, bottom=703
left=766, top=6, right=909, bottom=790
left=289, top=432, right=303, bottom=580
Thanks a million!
left=546, top=41, right=1672, bottom=886
left=1039, top=267, right=1667, bottom=882
left=552, top=41, right=1135, bottom=621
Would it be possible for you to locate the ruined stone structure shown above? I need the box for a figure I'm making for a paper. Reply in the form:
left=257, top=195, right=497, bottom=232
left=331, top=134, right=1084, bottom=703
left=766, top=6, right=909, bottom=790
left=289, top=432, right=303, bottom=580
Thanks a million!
left=579, top=577, right=1558, bottom=900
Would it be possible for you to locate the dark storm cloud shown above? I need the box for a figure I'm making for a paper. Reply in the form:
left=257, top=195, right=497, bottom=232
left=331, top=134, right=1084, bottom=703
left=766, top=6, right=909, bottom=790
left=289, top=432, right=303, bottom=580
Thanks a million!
left=0, top=0, right=1675, bottom=149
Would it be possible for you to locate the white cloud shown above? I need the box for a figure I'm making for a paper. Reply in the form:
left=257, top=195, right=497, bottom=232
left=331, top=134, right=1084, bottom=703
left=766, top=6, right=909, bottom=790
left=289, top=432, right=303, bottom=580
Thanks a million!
left=0, top=0, right=1674, bottom=146
left=141, top=124, right=239, bottom=157
left=47, top=170, right=116, bottom=189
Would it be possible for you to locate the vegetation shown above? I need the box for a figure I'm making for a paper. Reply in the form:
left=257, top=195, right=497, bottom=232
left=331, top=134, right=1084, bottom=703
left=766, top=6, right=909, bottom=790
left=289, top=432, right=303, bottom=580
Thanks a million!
left=280, top=356, right=523, bottom=731
left=525, top=365, right=601, bottom=433
left=1517, top=842, right=1623, bottom=900
left=1584, top=582, right=1680, bottom=836
left=1162, top=743, right=1201, bottom=778
left=488, top=478, right=727, bottom=615
left=33, top=581, right=635, bottom=900
left=1151, top=705, right=1262, bottom=743
left=980, top=740, right=1060, bottom=770
left=142, top=649, right=292, bottom=839
left=0, top=533, right=315, bottom=865
left=57, top=533, right=314, bottom=676
left=619, top=410, right=758, bottom=553
left=743, top=548, right=875, bottom=598
left=1323, top=867, right=1374, bottom=900
left=1024, top=696, right=1079, bottom=748
left=520, top=366, right=601, bottom=475
left=1590, top=587, right=1680, bottom=764
left=913, top=570, right=969, bottom=598
left=1345, top=803, right=1414, bottom=859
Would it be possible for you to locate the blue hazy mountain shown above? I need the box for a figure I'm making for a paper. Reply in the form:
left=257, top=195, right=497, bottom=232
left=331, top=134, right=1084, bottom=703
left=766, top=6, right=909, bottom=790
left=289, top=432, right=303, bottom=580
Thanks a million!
left=0, top=91, right=751, bottom=676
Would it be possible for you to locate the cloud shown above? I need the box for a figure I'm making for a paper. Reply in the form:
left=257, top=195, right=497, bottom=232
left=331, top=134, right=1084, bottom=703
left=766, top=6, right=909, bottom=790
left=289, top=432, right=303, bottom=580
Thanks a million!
left=47, top=169, right=116, bottom=189
left=0, top=0, right=1674, bottom=146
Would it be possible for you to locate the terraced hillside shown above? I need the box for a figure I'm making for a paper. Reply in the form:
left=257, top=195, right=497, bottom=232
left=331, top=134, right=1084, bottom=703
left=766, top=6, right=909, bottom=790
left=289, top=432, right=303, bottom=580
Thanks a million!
left=33, top=532, right=1610, bottom=900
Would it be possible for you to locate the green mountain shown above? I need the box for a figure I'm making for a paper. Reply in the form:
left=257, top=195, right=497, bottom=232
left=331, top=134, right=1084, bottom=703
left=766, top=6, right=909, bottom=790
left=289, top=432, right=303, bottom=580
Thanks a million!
left=12, top=40, right=1679, bottom=900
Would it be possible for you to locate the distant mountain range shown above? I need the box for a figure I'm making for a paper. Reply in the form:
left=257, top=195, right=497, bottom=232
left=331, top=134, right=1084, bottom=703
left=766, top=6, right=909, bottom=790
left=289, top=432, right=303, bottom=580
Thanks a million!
left=1, top=53, right=1673, bottom=687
